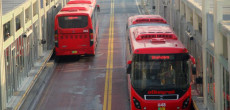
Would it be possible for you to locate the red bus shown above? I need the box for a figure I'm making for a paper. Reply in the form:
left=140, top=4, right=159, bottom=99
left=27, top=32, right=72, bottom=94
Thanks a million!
left=54, top=1, right=100, bottom=56
left=67, top=0, right=93, bottom=4
left=126, top=15, right=196, bottom=110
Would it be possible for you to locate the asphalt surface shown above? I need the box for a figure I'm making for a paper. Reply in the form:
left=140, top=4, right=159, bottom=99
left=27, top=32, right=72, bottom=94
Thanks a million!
left=35, top=0, right=140, bottom=109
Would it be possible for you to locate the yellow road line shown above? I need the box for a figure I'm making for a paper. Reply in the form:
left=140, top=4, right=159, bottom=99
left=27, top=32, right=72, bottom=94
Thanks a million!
left=103, top=19, right=111, bottom=110
left=103, top=0, right=114, bottom=109
left=108, top=4, right=114, bottom=110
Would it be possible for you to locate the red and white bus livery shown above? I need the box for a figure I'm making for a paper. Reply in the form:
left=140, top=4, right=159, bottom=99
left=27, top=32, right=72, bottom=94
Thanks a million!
left=67, top=0, right=92, bottom=4
left=126, top=16, right=196, bottom=110
left=127, top=15, right=167, bottom=27
left=54, top=0, right=99, bottom=56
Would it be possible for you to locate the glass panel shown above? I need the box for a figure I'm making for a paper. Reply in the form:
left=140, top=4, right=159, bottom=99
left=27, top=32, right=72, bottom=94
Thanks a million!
left=40, top=0, right=43, bottom=8
left=223, top=68, right=230, bottom=110
left=58, top=16, right=88, bottom=28
left=131, top=54, right=190, bottom=91
left=16, top=16, right=21, bottom=31
left=3, top=21, right=11, bottom=41
left=33, top=2, right=38, bottom=16
left=207, top=53, right=215, bottom=102
left=5, top=47, right=13, bottom=102
left=25, top=7, right=31, bottom=23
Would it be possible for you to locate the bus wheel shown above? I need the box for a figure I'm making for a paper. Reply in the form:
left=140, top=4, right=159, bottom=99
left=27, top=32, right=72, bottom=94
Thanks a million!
left=91, top=51, right=96, bottom=56
left=74, top=55, right=81, bottom=60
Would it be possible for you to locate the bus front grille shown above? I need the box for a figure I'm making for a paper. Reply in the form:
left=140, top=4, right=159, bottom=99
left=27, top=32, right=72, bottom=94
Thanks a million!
left=144, top=94, right=179, bottom=100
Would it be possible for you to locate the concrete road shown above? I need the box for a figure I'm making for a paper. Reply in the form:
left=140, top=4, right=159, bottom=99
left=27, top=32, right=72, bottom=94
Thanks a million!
left=35, top=0, right=140, bottom=109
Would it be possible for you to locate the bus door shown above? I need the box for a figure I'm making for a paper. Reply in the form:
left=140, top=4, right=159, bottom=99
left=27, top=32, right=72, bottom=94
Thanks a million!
left=57, top=15, right=90, bottom=50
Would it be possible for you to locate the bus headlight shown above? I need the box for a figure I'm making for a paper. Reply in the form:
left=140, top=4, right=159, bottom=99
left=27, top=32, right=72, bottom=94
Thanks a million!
left=133, top=97, right=141, bottom=109
left=182, top=97, right=190, bottom=109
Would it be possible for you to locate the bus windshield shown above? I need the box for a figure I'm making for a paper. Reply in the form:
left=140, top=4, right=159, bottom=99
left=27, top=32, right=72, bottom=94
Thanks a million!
left=131, top=54, right=190, bottom=92
left=58, top=16, right=88, bottom=28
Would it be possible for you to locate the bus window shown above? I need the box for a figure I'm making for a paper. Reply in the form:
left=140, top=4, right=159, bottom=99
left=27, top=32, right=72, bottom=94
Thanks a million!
left=58, top=16, right=88, bottom=28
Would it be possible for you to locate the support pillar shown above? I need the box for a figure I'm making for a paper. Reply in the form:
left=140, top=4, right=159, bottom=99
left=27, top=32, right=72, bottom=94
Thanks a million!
left=38, top=0, right=43, bottom=56
left=202, top=0, right=209, bottom=107
left=193, top=12, right=198, bottom=30
left=43, top=0, right=47, bottom=51
left=185, top=6, right=191, bottom=22
left=213, top=0, right=223, bottom=110
left=180, top=1, right=184, bottom=16
left=0, top=0, right=6, bottom=109
left=155, top=0, right=160, bottom=15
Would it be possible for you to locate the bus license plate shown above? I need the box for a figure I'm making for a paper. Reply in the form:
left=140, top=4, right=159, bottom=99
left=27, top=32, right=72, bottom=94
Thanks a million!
left=158, top=107, right=165, bottom=110
left=72, top=51, right=77, bottom=53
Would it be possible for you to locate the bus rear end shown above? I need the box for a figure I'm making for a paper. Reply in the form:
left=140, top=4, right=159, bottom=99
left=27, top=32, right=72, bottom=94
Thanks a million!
left=55, top=13, right=95, bottom=56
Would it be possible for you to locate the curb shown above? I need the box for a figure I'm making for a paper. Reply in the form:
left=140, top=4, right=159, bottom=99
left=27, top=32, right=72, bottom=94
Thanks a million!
left=14, top=50, right=54, bottom=110
left=193, top=99, right=199, bottom=110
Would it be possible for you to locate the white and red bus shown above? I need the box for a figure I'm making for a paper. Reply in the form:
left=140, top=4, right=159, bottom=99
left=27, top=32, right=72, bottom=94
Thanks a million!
left=54, top=0, right=99, bottom=56
left=67, top=0, right=93, bottom=4
left=126, top=15, right=196, bottom=110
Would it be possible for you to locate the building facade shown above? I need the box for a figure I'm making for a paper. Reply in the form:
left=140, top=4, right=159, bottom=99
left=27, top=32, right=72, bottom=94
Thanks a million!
left=0, top=0, right=67, bottom=109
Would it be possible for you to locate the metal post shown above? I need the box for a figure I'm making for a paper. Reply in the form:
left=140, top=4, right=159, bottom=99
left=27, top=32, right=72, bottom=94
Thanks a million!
left=185, top=6, right=191, bottom=22
left=156, top=0, right=159, bottom=15
left=228, top=35, right=230, bottom=86
left=38, top=0, right=43, bottom=56
left=169, top=0, right=173, bottom=26
left=202, top=0, right=209, bottom=107
left=193, top=12, right=198, bottom=30
left=180, top=1, right=184, bottom=16
left=0, top=0, right=6, bottom=109
left=43, top=0, right=47, bottom=51
left=213, top=0, right=223, bottom=110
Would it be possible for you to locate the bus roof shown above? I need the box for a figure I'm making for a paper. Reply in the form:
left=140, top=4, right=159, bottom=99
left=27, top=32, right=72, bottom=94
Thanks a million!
left=57, top=4, right=94, bottom=16
left=129, top=25, right=188, bottom=54
left=128, top=15, right=167, bottom=26
left=67, top=0, right=95, bottom=4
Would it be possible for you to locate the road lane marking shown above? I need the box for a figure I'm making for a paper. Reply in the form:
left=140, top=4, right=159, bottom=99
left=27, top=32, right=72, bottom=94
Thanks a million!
left=103, top=0, right=114, bottom=109
left=108, top=1, right=114, bottom=109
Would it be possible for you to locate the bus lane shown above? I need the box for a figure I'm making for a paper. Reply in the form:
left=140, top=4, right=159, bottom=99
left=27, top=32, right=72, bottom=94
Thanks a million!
left=35, top=0, right=140, bottom=109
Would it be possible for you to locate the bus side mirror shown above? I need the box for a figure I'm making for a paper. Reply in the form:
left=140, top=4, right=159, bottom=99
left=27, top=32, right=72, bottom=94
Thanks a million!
left=97, top=5, right=100, bottom=12
left=127, top=60, right=132, bottom=74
